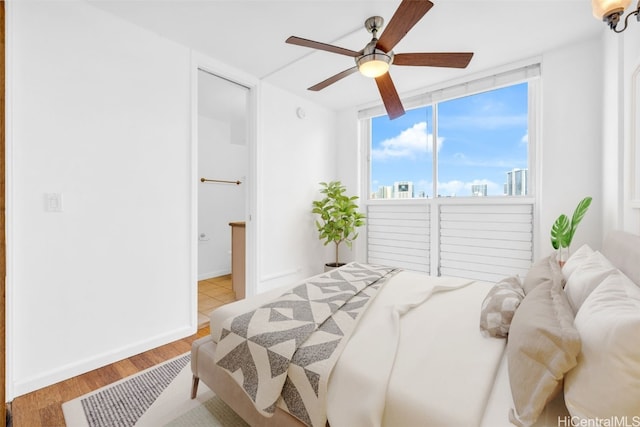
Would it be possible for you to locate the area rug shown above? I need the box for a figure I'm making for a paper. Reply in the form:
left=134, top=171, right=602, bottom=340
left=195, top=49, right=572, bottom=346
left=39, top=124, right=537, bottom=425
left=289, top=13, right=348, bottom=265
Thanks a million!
left=62, top=353, right=249, bottom=427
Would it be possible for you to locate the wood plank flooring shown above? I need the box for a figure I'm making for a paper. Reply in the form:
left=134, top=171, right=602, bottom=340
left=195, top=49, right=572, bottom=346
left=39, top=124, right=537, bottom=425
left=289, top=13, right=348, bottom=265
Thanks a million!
left=10, top=326, right=211, bottom=427
left=10, top=275, right=236, bottom=427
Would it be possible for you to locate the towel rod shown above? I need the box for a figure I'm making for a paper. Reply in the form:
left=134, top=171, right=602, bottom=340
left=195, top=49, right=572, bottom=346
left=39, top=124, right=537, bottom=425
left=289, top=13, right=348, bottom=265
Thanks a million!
left=200, top=178, right=242, bottom=185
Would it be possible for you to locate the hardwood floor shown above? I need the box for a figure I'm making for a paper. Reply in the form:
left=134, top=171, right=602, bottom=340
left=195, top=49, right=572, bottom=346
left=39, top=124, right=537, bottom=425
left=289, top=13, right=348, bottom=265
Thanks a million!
left=10, top=326, right=211, bottom=427
left=10, top=275, right=236, bottom=427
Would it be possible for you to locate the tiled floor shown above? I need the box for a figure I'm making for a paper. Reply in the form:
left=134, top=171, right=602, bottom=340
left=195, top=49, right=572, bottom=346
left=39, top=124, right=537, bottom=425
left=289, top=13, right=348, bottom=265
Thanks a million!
left=198, top=274, right=236, bottom=327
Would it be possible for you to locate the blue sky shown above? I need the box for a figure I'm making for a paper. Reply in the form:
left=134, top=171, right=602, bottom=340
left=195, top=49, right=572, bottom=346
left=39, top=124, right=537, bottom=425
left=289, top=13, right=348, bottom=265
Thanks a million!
left=371, top=82, right=528, bottom=197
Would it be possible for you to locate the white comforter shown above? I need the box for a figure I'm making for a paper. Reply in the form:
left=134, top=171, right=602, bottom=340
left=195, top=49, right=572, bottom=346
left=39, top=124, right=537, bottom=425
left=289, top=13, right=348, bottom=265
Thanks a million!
left=210, top=269, right=507, bottom=427
left=327, top=271, right=506, bottom=427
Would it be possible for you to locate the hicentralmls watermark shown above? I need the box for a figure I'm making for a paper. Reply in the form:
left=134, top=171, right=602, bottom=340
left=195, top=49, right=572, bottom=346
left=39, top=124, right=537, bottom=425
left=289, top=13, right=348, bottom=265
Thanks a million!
left=558, top=416, right=640, bottom=427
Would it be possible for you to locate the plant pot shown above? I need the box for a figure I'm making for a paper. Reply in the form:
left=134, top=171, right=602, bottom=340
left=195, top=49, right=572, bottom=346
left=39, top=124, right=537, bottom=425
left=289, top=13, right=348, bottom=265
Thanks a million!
left=324, top=263, right=345, bottom=272
left=557, top=247, right=569, bottom=267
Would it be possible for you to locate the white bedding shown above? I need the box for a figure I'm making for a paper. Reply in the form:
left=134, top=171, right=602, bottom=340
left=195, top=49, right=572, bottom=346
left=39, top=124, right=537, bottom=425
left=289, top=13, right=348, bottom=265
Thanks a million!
left=202, top=231, right=640, bottom=427
left=210, top=269, right=510, bottom=426
left=481, top=351, right=569, bottom=427
left=328, top=271, right=506, bottom=427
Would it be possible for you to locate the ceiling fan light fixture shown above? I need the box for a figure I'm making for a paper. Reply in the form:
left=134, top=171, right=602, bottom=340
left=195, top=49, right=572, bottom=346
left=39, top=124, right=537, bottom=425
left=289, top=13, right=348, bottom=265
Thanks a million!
left=357, top=53, right=391, bottom=78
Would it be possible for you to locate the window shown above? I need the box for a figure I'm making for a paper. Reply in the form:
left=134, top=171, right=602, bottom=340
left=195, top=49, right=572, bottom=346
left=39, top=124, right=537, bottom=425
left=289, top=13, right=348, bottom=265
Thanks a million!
left=361, top=65, right=539, bottom=280
left=369, top=82, right=530, bottom=199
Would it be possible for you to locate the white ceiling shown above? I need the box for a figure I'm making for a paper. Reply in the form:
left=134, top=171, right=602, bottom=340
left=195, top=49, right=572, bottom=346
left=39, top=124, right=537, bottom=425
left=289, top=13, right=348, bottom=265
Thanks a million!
left=91, top=0, right=601, bottom=113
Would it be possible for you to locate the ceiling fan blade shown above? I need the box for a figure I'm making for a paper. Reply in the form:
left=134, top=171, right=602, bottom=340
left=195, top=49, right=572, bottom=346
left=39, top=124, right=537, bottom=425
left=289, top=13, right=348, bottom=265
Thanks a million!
left=394, top=52, right=474, bottom=68
left=375, top=72, right=405, bottom=120
left=376, top=0, right=434, bottom=53
left=308, top=67, right=359, bottom=91
left=286, top=36, right=361, bottom=58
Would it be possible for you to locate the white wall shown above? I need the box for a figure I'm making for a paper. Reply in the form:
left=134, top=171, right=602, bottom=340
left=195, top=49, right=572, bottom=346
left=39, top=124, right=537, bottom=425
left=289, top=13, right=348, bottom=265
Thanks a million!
left=601, top=29, right=625, bottom=236
left=6, top=0, right=340, bottom=397
left=255, top=83, right=337, bottom=293
left=335, top=107, right=364, bottom=264
left=588, top=22, right=640, bottom=240
left=198, top=115, right=247, bottom=279
left=6, top=1, right=195, bottom=397
left=537, top=36, right=604, bottom=255
left=621, top=22, right=640, bottom=233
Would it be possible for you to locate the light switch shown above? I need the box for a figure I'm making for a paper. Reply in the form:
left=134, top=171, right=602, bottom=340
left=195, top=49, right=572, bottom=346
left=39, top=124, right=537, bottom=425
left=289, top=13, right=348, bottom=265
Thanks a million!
left=44, top=193, right=63, bottom=212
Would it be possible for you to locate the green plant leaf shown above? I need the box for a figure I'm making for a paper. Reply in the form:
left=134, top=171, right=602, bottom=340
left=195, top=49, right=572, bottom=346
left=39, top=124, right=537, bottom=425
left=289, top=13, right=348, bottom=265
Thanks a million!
left=550, top=214, right=570, bottom=249
left=568, top=196, right=592, bottom=243
left=311, top=180, right=366, bottom=264
left=549, top=196, right=592, bottom=250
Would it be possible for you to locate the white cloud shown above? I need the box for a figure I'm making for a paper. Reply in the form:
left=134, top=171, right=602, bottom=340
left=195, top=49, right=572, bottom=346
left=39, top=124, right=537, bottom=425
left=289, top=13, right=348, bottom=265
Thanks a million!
left=521, top=133, right=528, bottom=144
left=437, top=180, right=466, bottom=196
left=372, top=122, right=443, bottom=161
left=437, top=178, right=502, bottom=197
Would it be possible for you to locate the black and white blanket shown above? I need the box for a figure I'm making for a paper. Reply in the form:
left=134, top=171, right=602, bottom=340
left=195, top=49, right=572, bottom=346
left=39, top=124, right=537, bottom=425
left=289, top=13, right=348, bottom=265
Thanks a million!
left=214, top=263, right=399, bottom=427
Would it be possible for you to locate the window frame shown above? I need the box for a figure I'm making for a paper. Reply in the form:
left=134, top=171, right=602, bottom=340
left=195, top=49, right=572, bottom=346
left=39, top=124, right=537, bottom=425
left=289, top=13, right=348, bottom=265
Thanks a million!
left=358, top=63, right=541, bottom=275
left=363, top=76, right=539, bottom=200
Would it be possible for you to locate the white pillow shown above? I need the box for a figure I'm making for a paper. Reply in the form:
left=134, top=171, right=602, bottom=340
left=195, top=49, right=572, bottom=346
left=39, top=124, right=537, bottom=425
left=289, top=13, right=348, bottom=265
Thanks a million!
left=564, top=271, right=640, bottom=419
left=564, top=250, right=615, bottom=313
left=561, top=244, right=593, bottom=281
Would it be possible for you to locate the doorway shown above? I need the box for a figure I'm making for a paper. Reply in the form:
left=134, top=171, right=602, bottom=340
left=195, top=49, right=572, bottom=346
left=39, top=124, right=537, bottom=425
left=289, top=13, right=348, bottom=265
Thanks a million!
left=196, top=69, right=249, bottom=325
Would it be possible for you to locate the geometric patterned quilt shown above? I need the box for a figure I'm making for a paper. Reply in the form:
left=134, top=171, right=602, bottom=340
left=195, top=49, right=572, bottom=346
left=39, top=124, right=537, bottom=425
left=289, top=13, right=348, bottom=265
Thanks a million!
left=214, top=263, right=399, bottom=427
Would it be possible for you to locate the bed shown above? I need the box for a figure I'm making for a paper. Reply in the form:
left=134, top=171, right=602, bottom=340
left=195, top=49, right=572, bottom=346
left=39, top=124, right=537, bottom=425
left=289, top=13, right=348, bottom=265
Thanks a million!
left=191, top=230, right=640, bottom=427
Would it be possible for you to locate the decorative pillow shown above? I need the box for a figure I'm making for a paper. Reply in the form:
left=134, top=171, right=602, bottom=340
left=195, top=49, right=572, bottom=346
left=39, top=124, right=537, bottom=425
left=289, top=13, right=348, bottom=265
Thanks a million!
left=564, top=271, right=640, bottom=419
left=563, top=250, right=616, bottom=314
left=561, top=244, right=593, bottom=281
left=479, top=276, right=525, bottom=338
left=507, top=280, right=581, bottom=427
left=522, top=255, right=564, bottom=295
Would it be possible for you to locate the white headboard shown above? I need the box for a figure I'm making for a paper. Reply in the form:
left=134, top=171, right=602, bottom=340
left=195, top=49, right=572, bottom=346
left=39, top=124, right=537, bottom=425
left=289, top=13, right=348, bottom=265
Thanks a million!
left=602, top=230, right=640, bottom=286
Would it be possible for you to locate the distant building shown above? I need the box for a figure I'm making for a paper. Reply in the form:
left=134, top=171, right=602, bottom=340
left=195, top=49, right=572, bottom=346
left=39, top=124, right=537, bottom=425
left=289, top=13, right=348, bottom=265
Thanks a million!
left=504, top=168, right=528, bottom=195
left=394, top=181, right=414, bottom=198
left=373, top=181, right=417, bottom=199
left=374, top=185, right=393, bottom=199
left=471, top=184, right=488, bottom=197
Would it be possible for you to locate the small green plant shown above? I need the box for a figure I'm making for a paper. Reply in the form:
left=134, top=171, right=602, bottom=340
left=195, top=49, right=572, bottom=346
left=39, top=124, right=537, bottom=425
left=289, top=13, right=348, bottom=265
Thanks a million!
left=312, top=181, right=365, bottom=267
left=550, top=196, right=592, bottom=252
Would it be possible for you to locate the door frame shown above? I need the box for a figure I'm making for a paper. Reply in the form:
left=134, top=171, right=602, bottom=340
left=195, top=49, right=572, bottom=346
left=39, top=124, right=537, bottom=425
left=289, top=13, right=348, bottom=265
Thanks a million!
left=190, top=53, right=260, bottom=311
left=1, top=1, right=7, bottom=424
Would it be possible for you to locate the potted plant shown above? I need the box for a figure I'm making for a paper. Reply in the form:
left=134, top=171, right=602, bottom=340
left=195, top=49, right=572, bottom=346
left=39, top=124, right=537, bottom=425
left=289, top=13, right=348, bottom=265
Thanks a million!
left=550, top=196, right=592, bottom=266
left=312, top=181, right=366, bottom=270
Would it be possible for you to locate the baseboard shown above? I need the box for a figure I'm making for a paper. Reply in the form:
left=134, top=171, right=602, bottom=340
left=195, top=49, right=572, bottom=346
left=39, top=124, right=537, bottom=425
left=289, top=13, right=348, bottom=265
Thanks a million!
left=10, top=324, right=196, bottom=398
left=198, top=269, right=230, bottom=281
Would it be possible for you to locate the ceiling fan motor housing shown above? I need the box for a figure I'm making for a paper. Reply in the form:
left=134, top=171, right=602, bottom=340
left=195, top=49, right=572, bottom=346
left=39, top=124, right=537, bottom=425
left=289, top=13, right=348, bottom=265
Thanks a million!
left=364, top=16, right=385, bottom=35
left=356, top=43, right=393, bottom=77
left=357, top=16, right=393, bottom=76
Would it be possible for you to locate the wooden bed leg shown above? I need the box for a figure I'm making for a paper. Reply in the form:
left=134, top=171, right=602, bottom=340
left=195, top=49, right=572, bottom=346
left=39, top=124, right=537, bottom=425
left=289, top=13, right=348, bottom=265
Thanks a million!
left=191, top=375, right=199, bottom=399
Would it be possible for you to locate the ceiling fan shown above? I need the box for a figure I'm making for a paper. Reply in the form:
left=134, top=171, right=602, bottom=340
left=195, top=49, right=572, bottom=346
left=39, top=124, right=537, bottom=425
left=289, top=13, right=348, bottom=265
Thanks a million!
left=286, top=0, right=474, bottom=120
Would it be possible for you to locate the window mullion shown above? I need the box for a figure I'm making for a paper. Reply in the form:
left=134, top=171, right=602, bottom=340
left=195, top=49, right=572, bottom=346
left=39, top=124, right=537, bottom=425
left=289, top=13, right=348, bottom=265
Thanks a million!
left=431, top=103, right=440, bottom=275
left=432, top=103, right=438, bottom=198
